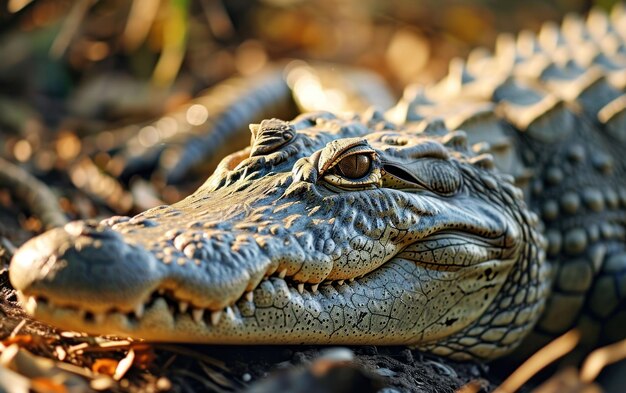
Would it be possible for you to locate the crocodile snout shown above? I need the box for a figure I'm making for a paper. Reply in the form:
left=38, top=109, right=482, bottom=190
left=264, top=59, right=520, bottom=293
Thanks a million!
left=10, top=221, right=163, bottom=314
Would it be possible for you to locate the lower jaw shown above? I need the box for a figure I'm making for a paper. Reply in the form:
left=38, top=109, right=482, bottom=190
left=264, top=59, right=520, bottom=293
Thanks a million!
left=19, top=257, right=510, bottom=345
left=19, top=280, right=422, bottom=345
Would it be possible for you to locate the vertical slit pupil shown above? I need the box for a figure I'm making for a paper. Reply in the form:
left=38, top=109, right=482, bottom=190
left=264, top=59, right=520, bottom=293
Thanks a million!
left=338, top=154, right=371, bottom=179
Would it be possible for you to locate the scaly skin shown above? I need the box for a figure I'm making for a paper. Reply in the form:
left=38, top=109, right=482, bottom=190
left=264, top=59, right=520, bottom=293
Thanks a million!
left=388, top=7, right=626, bottom=357
left=10, top=113, right=548, bottom=360
left=8, top=6, right=626, bottom=361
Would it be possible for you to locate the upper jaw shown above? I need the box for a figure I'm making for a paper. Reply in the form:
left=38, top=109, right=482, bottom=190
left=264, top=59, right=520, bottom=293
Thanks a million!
left=9, top=162, right=520, bottom=343
left=9, top=221, right=165, bottom=314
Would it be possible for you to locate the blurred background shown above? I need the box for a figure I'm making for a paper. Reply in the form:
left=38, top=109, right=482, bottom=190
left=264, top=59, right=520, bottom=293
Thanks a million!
left=0, top=2, right=624, bottom=391
left=0, top=0, right=621, bottom=243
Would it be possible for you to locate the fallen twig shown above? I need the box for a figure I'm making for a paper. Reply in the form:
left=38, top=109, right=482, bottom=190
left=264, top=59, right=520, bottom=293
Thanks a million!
left=494, top=330, right=581, bottom=393
left=581, top=338, right=626, bottom=383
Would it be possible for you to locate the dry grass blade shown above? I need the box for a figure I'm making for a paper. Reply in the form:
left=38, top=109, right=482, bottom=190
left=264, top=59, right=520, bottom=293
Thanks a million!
left=152, top=344, right=228, bottom=371
left=172, top=368, right=228, bottom=392
left=49, top=0, right=95, bottom=58
left=97, top=340, right=133, bottom=349
left=123, top=0, right=162, bottom=51
left=152, top=0, right=189, bottom=87
left=56, top=360, right=98, bottom=379
left=494, top=330, right=581, bottom=393
left=200, top=0, right=235, bottom=39
left=580, top=338, right=626, bottom=383
left=9, top=320, right=27, bottom=338
left=161, top=354, right=177, bottom=370
left=199, top=361, right=238, bottom=390
left=59, top=331, right=88, bottom=339
left=68, top=343, right=90, bottom=354
left=113, top=349, right=135, bottom=381
left=7, top=0, right=34, bottom=13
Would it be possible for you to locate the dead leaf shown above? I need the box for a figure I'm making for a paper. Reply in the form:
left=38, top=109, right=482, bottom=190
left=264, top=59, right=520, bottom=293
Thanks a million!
left=91, top=359, right=118, bottom=377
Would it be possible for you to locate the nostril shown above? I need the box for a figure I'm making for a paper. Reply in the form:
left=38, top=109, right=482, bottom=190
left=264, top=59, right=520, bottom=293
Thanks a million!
left=63, top=220, right=122, bottom=242
left=11, top=223, right=163, bottom=311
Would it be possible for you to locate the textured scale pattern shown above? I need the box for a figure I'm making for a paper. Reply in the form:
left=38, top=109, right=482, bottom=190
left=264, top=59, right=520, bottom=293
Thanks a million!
left=388, top=6, right=626, bottom=357
left=7, top=6, right=626, bottom=362
left=9, top=112, right=546, bottom=361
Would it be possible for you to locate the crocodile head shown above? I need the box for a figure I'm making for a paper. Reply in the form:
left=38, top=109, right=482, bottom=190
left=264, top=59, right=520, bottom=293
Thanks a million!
left=10, top=112, right=549, bottom=360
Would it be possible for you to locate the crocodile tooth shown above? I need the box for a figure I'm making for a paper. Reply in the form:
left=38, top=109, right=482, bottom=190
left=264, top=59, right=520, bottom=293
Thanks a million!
left=278, top=269, right=287, bottom=279
left=192, top=309, right=204, bottom=323
left=348, top=278, right=355, bottom=282
left=297, top=283, right=304, bottom=294
left=245, top=292, right=254, bottom=302
left=93, top=313, right=105, bottom=324
left=179, top=301, right=189, bottom=313
left=211, top=310, right=223, bottom=325
left=337, top=280, right=345, bottom=286
left=134, top=304, right=145, bottom=318
left=226, top=306, right=235, bottom=320
left=311, top=283, right=319, bottom=293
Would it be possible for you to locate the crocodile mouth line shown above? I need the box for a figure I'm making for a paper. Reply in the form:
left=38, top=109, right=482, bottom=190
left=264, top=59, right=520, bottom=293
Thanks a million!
left=19, top=236, right=509, bottom=334
left=19, top=273, right=364, bottom=331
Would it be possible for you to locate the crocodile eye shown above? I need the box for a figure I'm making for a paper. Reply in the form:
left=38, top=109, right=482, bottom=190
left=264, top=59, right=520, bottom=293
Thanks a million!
left=322, top=152, right=380, bottom=190
left=317, top=138, right=381, bottom=190
left=336, top=154, right=371, bottom=179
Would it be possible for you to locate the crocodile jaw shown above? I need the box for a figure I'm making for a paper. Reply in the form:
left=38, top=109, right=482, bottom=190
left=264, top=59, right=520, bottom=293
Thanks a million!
left=9, top=115, right=546, bottom=359
left=18, top=255, right=516, bottom=346
left=10, top=177, right=520, bottom=348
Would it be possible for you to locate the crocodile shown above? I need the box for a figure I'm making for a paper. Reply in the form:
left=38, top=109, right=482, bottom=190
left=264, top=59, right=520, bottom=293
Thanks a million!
left=8, top=7, right=626, bottom=361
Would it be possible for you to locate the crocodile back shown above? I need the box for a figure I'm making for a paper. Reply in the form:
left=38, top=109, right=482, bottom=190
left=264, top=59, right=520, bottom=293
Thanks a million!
left=388, top=6, right=626, bottom=356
